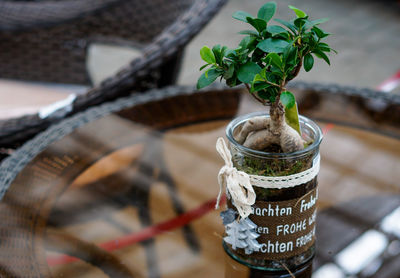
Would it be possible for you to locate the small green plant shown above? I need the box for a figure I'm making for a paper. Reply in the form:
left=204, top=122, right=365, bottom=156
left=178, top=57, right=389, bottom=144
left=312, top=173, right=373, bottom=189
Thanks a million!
left=198, top=2, right=335, bottom=152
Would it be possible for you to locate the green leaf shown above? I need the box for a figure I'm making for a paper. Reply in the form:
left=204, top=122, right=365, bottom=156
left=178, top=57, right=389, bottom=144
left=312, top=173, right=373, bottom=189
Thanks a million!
left=282, top=43, right=291, bottom=60
left=285, top=45, right=298, bottom=66
left=318, top=46, right=331, bottom=52
left=221, top=46, right=228, bottom=57
left=313, top=49, right=330, bottom=65
left=270, top=68, right=283, bottom=78
left=253, top=73, right=265, bottom=82
left=204, top=68, right=211, bottom=78
left=226, top=77, right=238, bottom=87
left=212, top=44, right=222, bottom=64
left=199, top=64, right=210, bottom=71
left=288, top=5, right=307, bottom=18
left=265, top=53, right=282, bottom=69
left=280, top=91, right=295, bottom=109
left=251, top=82, right=271, bottom=93
left=267, top=25, right=287, bottom=35
left=257, top=2, right=276, bottom=22
left=223, top=64, right=235, bottom=79
left=239, top=36, right=257, bottom=50
left=318, top=44, right=331, bottom=51
left=232, top=11, right=253, bottom=23
left=225, top=49, right=237, bottom=59
left=303, top=19, right=315, bottom=30
left=311, top=18, right=329, bottom=25
left=257, top=38, right=290, bottom=53
left=257, top=90, right=271, bottom=100
left=312, top=26, right=330, bottom=38
left=276, top=32, right=290, bottom=40
left=200, top=46, right=216, bottom=64
left=303, top=53, right=314, bottom=72
left=318, top=42, right=330, bottom=47
left=258, top=90, right=276, bottom=101
left=238, top=30, right=259, bottom=36
left=284, top=98, right=301, bottom=135
left=197, top=68, right=220, bottom=89
left=247, top=17, right=267, bottom=33
left=274, top=18, right=297, bottom=34
left=294, top=18, right=306, bottom=29
left=260, top=67, right=267, bottom=79
left=237, top=62, right=262, bottom=83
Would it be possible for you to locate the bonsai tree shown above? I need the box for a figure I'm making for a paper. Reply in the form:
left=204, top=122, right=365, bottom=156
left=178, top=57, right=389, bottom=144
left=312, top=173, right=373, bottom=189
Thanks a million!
left=197, top=2, right=335, bottom=153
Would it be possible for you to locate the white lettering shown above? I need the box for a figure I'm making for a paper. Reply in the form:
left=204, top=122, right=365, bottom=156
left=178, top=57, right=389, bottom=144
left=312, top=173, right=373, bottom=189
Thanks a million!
left=259, top=241, right=293, bottom=253
left=300, top=192, right=318, bottom=213
left=252, top=204, right=293, bottom=216
left=308, top=210, right=316, bottom=225
left=276, top=220, right=307, bottom=235
left=296, top=227, right=316, bottom=247
left=257, top=226, right=269, bottom=234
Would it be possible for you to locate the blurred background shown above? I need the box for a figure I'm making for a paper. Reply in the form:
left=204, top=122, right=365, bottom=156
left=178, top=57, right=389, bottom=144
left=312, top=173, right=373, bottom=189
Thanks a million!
left=0, top=0, right=399, bottom=120
left=180, top=0, right=400, bottom=89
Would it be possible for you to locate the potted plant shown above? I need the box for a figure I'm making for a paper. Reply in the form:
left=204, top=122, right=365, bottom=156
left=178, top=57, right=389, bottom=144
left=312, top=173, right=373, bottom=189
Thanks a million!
left=197, top=2, right=335, bottom=277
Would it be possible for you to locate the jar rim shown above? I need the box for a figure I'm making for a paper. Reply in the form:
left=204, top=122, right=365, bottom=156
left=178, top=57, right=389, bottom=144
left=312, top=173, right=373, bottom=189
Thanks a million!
left=225, top=112, right=323, bottom=159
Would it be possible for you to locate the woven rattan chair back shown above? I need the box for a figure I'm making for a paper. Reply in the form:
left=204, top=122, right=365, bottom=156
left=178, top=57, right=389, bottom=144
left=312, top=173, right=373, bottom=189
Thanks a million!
left=0, top=0, right=193, bottom=85
left=0, top=0, right=228, bottom=149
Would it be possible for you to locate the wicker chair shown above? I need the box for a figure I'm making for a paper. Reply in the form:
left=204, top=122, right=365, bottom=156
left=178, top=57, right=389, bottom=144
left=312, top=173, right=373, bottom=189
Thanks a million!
left=0, top=0, right=227, bottom=148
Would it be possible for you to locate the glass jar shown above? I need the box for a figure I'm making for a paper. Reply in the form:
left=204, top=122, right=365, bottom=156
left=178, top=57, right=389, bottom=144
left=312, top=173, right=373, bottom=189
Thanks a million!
left=223, top=112, right=323, bottom=276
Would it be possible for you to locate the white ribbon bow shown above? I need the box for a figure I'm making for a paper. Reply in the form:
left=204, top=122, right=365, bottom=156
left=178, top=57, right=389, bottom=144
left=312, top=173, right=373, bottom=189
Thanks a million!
left=215, top=137, right=256, bottom=219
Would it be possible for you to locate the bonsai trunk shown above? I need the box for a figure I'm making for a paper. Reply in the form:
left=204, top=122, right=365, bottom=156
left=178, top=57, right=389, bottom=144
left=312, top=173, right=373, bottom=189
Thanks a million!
left=237, top=88, right=304, bottom=153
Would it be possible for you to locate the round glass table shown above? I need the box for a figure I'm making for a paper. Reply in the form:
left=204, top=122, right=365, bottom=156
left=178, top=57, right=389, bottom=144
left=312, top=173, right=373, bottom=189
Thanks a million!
left=0, top=84, right=399, bottom=278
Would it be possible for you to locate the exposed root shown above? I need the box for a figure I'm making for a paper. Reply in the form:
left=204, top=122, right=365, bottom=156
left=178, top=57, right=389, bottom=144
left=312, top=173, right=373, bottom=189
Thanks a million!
left=235, top=116, right=304, bottom=153
left=243, top=129, right=278, bottom=150
left=280, top=124, right=304, bottom=153
left=238, top=79, right=305, bottom=153
left=236, top=116, right=270, bottom=144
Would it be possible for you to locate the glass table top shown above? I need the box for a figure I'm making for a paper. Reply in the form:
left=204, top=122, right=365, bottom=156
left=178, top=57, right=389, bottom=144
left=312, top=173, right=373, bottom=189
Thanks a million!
left=0, top=86, right=399, bottom=277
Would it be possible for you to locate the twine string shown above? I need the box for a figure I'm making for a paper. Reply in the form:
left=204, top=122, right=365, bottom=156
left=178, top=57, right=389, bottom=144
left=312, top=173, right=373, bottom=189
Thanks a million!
left=215, top=137, right=320, bottom=219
